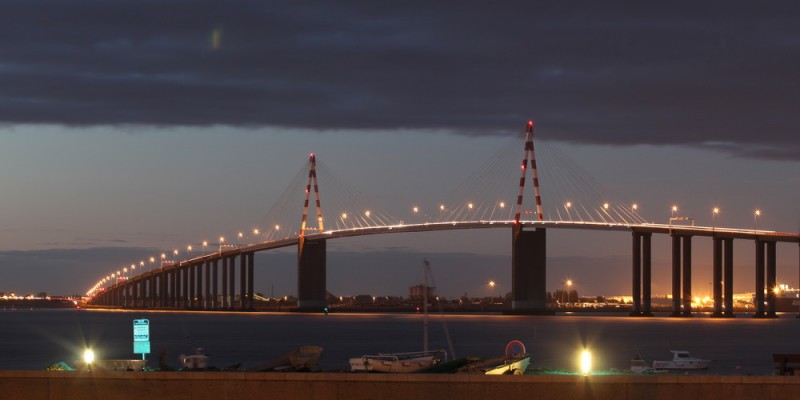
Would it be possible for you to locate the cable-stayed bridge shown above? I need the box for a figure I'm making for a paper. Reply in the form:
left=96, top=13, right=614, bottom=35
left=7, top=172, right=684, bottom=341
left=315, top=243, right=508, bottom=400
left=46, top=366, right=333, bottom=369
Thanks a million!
left=87, top=121, right=799, bottom=317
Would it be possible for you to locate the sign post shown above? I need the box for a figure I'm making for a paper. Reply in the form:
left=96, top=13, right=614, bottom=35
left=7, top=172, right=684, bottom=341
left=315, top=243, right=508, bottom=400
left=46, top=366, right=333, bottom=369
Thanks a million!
left=133, top=319, right=150, bottom=361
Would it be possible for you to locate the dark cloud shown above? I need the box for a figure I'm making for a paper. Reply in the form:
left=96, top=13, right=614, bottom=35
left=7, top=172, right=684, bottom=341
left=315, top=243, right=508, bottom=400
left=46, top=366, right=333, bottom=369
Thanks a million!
left=1, top=1, right=798, bottom=159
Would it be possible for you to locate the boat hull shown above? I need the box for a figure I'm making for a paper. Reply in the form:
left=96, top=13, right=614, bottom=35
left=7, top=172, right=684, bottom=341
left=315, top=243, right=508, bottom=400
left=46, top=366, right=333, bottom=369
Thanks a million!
left=349, top=351, right=443, bottom=373
left=484, top=355, right=531, bottom=375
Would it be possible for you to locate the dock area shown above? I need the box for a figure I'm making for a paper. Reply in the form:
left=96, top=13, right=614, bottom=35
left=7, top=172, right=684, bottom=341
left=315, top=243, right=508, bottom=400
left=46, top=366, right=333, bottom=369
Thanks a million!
left=2, top=370, right=800, bottom=400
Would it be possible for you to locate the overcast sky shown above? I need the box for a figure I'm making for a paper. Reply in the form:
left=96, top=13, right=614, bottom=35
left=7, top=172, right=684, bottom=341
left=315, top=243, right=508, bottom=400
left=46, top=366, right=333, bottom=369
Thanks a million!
left=0, top=2, right=797, bottom=298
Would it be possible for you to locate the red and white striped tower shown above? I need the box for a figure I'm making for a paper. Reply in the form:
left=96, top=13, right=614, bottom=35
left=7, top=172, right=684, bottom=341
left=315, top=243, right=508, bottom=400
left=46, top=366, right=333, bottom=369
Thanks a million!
left=300, top=153, right=324, bottom=236
left=514, top=120, right=544, bottom=224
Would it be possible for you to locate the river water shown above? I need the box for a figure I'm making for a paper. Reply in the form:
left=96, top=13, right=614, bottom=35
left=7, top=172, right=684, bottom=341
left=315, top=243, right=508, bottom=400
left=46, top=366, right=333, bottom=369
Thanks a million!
left=1, top=309, right=798, bottom=375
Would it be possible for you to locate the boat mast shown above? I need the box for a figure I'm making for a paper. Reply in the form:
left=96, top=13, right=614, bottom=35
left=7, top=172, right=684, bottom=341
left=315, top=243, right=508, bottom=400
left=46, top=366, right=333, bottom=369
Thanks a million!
left=423, top=259, right=429, bottom=353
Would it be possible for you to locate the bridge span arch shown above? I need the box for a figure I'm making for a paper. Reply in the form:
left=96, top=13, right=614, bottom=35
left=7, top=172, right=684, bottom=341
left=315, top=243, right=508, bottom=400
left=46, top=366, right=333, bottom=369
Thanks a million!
left=88, top=220, right=799, bottom=317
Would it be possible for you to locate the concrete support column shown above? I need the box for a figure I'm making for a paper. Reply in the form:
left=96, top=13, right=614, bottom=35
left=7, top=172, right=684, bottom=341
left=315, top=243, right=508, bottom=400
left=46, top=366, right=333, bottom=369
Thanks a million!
left=160, top=270, right=167, bottom=308
left=189, top=264, right=196, bottom=309
left=196, top=263, right=204, bottom=309
left=240, top=254, right=247, bottom=309
left=247, top=252, right=255, bottom=310
left=510, top=226, right=549, bottom=314
left=671, top=235, right=681, bottom=316
left=298, top=238, right=327, bottom=311
left=222, top=257, right=229, bottom=309
left=229, top=256, right=236, bottom=309
left=212, top=259, right=219, bottom=309
left=754, top=240, right=765, bottom=317
left=682, top=236, right=692, bottom=317
left=712, top=237, right=723, bottom=317
left=133, top=281, right=139, bottom=308
left=172, top=269, right=179, bottom=307
left=631, top=231, right=642, bottom=316
left=204, top=260, right=211, bottom=310
left=723, top=239, right=734, bottom=317
left=766, top=241, right=777, bottom=318
left=642, top=233, right=652, bottom=316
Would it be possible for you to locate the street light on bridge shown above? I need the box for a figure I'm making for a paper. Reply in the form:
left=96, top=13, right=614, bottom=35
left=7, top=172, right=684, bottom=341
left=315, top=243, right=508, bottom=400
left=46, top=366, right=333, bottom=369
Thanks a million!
left=754, top=209, right=761, bottom=231
left=712, top=207, right=720, bottom=230
left=562, top=279, right=573, bottom=305
left=488, top=280, right=495, bottom=304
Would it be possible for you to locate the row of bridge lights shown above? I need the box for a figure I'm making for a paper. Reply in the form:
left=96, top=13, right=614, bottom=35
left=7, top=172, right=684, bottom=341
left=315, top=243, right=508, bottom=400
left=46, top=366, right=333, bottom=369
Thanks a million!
left=87, top=226, right=288, bottom=297
left=87, top=201, right=766, bottom=297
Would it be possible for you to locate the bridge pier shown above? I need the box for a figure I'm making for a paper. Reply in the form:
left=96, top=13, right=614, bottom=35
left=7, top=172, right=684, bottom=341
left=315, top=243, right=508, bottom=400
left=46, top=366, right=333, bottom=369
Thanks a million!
left=212, top=259, right=219, bottom=309
left=239, top=253, right=247, bottom=309
left=297, top=237, right=327, bottom=311
left=712, top=237, right=735, bottom=317
left=509, top=226, right=551, bottom=315
left=247, top=252, right=255, bottom=310
left=754, top=239, right=778, bottom=318
left=222, top=257, right=229, bottom=309
left=670, top=234, right=693, bottom=317
left=229, top=255, right=235, bottom=310
left=630, top=231, right=653, bottom=316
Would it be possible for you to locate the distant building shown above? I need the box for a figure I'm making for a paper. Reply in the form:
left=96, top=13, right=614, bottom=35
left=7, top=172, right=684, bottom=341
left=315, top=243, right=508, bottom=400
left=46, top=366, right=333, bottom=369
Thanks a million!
left=408, top=284, right=435, bottom=301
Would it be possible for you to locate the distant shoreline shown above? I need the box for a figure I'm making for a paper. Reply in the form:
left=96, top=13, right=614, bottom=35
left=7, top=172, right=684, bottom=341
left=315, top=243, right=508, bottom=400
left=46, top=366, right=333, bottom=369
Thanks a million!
left=0, top=298, right=76, bottom=309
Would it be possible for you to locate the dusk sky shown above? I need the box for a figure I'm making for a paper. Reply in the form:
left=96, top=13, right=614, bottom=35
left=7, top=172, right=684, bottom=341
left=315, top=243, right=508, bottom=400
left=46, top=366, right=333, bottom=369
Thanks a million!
left=0, top=2, right=797, bottom=299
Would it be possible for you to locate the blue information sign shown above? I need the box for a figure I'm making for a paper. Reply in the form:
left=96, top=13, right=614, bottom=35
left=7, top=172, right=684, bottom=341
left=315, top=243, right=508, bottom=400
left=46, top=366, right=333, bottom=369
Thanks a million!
left=133, top=319, right=150, bottom=356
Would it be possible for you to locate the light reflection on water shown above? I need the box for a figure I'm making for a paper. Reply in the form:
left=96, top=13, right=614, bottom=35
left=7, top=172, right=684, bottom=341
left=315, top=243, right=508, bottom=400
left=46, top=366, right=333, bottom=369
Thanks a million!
left=1, top=309, right=797, bottom=375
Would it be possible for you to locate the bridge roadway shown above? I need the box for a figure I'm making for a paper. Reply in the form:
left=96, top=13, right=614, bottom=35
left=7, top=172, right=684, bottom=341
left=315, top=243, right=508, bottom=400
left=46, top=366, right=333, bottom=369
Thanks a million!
left=89, top=220, right=799, bottom=317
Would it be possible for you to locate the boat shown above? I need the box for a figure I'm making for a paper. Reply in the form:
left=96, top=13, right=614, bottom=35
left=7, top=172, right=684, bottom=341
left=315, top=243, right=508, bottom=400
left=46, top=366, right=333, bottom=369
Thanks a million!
left=350, top=350, right=445, bottom=373
left=454, top=340, right=530, bottom=375
left=179, top=348, right=209, bottom=370
left=630, top=355, right=666, bottom=374
left=652, top=350, right=711, bottom=370
left=349, top=259, right=451, bottom=373
left=771, top=284, right=800, bottom=312
left=249, top=345, right=324, bottom=372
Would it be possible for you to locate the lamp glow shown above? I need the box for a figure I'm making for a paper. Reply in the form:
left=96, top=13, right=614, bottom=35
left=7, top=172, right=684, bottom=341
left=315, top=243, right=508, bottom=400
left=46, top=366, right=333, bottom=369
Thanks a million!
left=580, top=350, right=592, bottom=375
left=83, top=349, right=95, bottom=364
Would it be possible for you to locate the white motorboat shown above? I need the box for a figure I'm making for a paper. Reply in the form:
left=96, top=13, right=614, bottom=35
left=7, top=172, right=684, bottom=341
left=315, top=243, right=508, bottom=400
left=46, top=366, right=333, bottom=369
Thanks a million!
left=349, top=350, right=444, bottom=373
left=652, top=351, right=711, bottom=370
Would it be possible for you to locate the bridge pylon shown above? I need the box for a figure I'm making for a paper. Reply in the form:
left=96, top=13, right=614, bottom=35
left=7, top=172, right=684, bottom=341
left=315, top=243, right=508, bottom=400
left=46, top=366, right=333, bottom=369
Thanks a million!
left=508, top=121, right=551, bottom=315
left=298, top=153, right=327, bottom=311
left=514, top=120, right=544, bottom=223
left=300, top=153, right=324, bottom=236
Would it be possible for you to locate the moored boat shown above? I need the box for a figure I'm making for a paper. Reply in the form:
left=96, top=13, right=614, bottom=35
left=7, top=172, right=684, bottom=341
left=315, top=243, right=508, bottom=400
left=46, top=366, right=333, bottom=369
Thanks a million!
left=249, top=345, right=324, bottom=372
left=652, top=350, right=710, bottom=370
left=179, top=348, right=209, bottom=370
left=453, top=340, right=531, bottom=375
left=630, top=356, right=665, bottom=374
left=349, top=350, right=445, bottom=373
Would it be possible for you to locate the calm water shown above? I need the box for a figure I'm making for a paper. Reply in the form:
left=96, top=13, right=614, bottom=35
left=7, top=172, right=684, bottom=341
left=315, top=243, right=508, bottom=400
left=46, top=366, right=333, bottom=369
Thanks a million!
left=1, top=309, right=798, bottom=375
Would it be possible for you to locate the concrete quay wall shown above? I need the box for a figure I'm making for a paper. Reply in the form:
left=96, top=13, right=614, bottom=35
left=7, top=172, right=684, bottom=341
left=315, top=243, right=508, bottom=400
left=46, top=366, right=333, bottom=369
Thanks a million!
left=1, top=371, right=799, bottom=400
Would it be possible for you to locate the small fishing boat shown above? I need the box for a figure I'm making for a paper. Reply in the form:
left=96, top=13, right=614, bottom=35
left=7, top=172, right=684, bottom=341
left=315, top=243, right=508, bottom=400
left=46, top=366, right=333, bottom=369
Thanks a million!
left=249, top=345, right=324, bottom=372
left=652, top=351, right=710, bottom=370
left=630, top=355, right=666, bottom=374
left=349, top=260, right=450, bottom=374
left=451, top=340, right=531, bottom=375
left=349, top=350, right=445, bottom=373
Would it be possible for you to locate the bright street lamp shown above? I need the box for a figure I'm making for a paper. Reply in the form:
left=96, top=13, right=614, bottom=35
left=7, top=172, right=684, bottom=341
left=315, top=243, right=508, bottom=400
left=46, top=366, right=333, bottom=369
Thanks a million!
left=754, top=209, right=761, bottom=231
left=488, top=280, right=495, bottom=304
left=712, top=207, right=719, bottom=230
